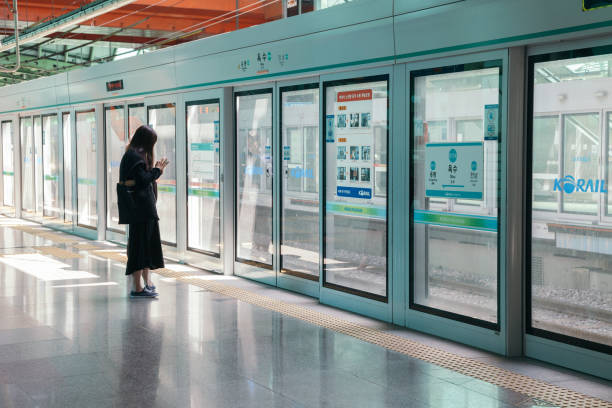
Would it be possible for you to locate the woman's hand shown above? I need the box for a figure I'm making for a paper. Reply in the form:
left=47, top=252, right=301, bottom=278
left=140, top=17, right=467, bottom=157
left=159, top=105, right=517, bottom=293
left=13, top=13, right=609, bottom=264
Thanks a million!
left=155, top=158, right=169, bottom=173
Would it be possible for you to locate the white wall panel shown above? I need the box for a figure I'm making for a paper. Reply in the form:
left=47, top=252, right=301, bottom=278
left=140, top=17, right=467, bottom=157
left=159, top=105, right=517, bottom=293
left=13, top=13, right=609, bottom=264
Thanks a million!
left=174, top=18, right=394, bottom=89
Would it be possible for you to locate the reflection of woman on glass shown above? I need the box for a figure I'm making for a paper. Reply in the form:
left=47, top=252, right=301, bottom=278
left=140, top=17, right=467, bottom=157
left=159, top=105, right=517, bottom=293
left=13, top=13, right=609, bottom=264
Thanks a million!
left=119, top=125, right=169, bottom=298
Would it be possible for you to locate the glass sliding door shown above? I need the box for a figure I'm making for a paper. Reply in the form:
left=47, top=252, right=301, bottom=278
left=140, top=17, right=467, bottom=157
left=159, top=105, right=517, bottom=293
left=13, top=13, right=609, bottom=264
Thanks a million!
left=76, top=110, right=97, bottom=229
left=186, top=100, right=221, bottom=255
left=608, top=113, right=612, bottom=217
left=20, top=117, right=34, bottom=217
left=323, top=77, right=388, bottom=300
left=42, top=114, right=61, bottom=219
left=128, top=104, right=146, bottom=137
left=235, top=90, right=273, bottom=268
left=280, top=84, right=320, bottom=280
left=2, top=121, right=14, bottom=207
left=62, top=113, right=73, bottom=223
left=529, top=47, right=612, bottom=352
left=148, top=104, right=177, bottom=244
left=105, top=106, right=126, bottom=233
left=34, top=116, right=43, bottom=218
left=411, top=62, right=501, bottom=328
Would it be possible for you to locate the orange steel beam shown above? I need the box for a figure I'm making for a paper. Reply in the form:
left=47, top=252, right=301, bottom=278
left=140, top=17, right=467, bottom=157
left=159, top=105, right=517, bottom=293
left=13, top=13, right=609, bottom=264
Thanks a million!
left=0, top=0, right=280, bottom=38
left=4, top=1, right=270, bottom=33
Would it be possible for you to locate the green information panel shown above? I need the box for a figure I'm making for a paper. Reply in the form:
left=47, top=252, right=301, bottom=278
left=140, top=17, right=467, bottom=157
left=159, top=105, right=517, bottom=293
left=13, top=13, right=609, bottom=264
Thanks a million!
left=583, top=0, right=612, bottom=10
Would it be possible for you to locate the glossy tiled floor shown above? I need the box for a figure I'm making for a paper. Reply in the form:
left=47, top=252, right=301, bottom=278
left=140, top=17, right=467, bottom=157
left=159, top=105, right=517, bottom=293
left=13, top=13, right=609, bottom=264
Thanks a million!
left=0, top=217, right=610, bottom=408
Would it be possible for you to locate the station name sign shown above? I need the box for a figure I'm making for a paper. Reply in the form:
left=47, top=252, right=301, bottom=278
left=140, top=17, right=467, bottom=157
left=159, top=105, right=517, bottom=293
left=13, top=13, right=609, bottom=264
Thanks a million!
left=583, top=0, right=612, bottom=10
left=106, top=79, right=124, bottom=92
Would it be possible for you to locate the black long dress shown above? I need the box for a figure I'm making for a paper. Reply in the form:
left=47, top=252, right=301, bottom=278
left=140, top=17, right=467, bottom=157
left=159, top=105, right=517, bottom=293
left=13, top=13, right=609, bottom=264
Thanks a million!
left=119, top=148, right=165, bottom=275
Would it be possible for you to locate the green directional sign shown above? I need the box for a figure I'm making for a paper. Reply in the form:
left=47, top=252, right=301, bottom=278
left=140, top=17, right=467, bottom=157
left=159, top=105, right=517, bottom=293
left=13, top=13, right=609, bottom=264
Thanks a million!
left=583, top=0, right=612, bottom=10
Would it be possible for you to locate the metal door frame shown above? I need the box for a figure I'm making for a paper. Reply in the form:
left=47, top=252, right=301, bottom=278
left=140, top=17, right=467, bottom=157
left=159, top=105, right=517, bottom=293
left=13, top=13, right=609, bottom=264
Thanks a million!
left=233, top=82, right=276, bottom=286
left=179, top=87, right=226, bottom=273
left=318, top=65, right=394, bottom=322
left=404, top=49, right=509, bottom=354
left=276, top=76, right=321, bottom=298
left=144, top=94, right=180, bottom=260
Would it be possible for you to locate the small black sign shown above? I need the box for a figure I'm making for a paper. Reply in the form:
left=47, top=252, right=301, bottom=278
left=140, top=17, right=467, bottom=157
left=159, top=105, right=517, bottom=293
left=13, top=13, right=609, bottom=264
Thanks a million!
left=583, top=0, right=612, bottom=10
left=106, top=79, right=124, bottom=92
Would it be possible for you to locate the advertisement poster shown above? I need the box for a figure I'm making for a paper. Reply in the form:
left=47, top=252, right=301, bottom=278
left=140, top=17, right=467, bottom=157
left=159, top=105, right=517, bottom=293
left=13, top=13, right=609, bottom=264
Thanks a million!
left=333, top=89, right=374, bottom=200
left=425, top=142, right=483, bottom=199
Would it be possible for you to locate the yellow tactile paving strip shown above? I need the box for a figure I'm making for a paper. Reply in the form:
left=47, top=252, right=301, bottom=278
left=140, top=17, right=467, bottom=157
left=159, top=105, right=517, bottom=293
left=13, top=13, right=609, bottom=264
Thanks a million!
left=3, top=222, right=612, bottom=408
left=32, top=246, right=82, bottom=259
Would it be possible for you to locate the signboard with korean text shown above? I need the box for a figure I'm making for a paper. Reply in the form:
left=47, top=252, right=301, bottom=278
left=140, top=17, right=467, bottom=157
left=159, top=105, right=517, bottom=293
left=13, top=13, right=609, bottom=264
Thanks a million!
left=425, top=142, right=483, bottom=199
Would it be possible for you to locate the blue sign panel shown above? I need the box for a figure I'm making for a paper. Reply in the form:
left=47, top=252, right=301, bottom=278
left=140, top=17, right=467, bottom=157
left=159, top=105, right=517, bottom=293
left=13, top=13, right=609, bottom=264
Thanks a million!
left=336, top=186, right=372, bottom=199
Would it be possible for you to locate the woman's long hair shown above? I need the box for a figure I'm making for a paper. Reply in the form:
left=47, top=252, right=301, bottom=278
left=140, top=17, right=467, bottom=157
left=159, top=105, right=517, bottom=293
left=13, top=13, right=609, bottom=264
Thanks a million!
left=127, top=125, right=157, bottom=169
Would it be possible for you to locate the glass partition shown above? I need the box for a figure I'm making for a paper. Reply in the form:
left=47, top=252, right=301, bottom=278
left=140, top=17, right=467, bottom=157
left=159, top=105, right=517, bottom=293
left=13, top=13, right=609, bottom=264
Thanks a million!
left=105, top=106, right=126, bottom=233
left=281, top=84, right=320, bottom=279
left=20, top=117, right=34, bottom=215
left=608, top=113, right=612, bottom=216
left=34, top=116, right=43, bottom=217
left=76, top=110, right=97, bottom=228
left=411, top=63, right=501, bottom=327
left=529, top=47, right=612, bottom=351
left=288, top=0, right=352, bottom=15
left=186, top=100, right=221, bottom=255
left=323, top=77, right=388, bottom=299
left=235, top=90, right=273, bottom=267
left=63, top=113, right=72, bottom=222
left=532, top=116, right=560, bottom=212
left=148, top=104, right=177, bottom=244
left=2, top=121, right=14, bottom=207
left=42, top=114, right=60, bottom=219
left=128, top=104, right=146, bottom=138
left=562, top=113, right=600, bottom=215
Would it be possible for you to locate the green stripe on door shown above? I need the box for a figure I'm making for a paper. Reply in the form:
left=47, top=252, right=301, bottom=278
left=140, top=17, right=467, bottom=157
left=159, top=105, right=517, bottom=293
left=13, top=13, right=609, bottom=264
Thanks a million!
left=414, top=210, right=497, bottom=232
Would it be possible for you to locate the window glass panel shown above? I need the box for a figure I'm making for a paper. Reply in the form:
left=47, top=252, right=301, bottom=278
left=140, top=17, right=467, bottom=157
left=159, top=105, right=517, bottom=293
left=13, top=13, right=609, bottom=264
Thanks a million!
left=236, top=91, right=273, bottom=266
left=148, top=104, right=177, bottom=244
left=412, top=65, right=501, bottom=325
left=533, top=116, right=560, bottom=212
left=304, top=126, right=319, bottom=193
left=286, top=128, right=303, bottom=193
left=608, top=114, right=612, bottom=216
left=281, top=86, right=319, bottom=278
left=34, top=117, right=43, bottom=217
left=186, top=101, right=221, bottom=254
left=128, top=105, right=145, bottom=138
left=561, top=113, right=600, bottom=215
left=324, top=78, right=388, bottom=298
left=63, top=113, right=72, bottom=222
left=302, top=0, right=351, bottom=13
left=531, top=50, right=612, bottom=348
left=76, top=111, right=97, bottom=228
left=456, top=119, right=483, bottom=142
left=106, top=106, right=126, bottom=233
left=20, top=117, right=34, bottom=214
left=42, top=115, right=60, bottom=219
left=2, top=122, right=14, bottom=207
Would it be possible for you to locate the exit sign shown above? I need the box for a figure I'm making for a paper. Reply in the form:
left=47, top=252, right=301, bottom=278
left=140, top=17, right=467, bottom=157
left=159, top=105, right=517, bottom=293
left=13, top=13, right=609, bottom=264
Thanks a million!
left=583, top=0, right=612, bottom=10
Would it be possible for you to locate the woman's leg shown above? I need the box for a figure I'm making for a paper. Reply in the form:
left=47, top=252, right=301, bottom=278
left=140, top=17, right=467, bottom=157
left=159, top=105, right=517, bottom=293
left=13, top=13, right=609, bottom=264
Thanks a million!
left=132, top=269, right=144, bottom=292
left=142, top=268, right=151, bottom=287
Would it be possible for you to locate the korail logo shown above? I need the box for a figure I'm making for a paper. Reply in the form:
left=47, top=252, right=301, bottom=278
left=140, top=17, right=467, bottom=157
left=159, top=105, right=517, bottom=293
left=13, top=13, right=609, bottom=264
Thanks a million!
left=553, top=176, right=608, bottom=194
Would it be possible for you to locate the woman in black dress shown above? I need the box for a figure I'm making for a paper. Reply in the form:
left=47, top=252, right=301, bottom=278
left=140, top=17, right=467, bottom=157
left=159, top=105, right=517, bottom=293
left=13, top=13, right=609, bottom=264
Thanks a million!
left=119, top=125, right=169, bottom=298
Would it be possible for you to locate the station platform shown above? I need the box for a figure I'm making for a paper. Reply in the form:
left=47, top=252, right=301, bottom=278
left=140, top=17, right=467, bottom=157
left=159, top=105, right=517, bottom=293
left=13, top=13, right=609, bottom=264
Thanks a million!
left=0, top=216, right=609, bottom=408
